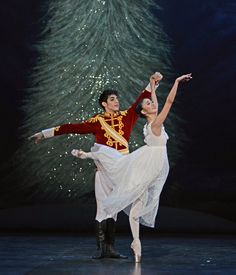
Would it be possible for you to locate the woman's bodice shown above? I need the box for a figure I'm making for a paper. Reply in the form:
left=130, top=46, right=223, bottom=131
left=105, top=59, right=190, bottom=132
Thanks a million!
left=143, top=123, right=169, bottom=147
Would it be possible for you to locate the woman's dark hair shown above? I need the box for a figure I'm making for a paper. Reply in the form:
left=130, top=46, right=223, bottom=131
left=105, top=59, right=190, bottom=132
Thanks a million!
left=135, top=99, right=146, bottom=118
left=99, top=89, right=118, bottom=109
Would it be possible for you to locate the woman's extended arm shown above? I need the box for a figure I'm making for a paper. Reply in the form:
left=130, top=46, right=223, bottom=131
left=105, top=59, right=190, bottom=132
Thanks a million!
left=152, top=73, right=192, bottom=128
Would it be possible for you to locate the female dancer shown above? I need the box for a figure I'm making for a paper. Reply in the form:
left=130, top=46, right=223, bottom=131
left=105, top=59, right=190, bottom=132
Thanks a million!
left=72, top=72, right=192, bottom=262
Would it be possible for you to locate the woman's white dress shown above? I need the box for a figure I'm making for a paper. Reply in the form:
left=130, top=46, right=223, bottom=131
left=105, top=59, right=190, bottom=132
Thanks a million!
left=89, top=123, right=170, bottom=227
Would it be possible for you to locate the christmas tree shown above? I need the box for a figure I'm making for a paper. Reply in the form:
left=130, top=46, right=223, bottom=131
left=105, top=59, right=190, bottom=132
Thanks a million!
left=4, top=0, right=178, bottom=204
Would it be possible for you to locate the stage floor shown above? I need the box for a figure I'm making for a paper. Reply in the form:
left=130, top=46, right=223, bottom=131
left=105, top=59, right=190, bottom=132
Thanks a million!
left=0, top=233, right=236, bottom=275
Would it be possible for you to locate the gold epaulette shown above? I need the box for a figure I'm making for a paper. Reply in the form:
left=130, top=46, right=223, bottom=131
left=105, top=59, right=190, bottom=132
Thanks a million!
left=87, top=114, right=101, bottom=123
left=120, top=110, right=128, bottom=116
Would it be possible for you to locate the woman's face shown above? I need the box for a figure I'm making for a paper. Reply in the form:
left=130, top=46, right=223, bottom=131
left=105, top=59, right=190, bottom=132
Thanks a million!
left=141, top=98, right=157, bottom=115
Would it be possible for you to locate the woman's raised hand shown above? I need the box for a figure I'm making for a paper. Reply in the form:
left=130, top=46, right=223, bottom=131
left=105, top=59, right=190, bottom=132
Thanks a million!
left=176, top=73, right=192, bottom=83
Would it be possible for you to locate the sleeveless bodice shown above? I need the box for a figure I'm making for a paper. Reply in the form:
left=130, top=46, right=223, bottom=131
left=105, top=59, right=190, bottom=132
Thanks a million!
left=143, top=123, right=169, bottom=147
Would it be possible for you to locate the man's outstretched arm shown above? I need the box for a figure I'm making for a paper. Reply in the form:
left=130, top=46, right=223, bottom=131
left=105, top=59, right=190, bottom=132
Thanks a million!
left=29, top=118, right=97, bottom=144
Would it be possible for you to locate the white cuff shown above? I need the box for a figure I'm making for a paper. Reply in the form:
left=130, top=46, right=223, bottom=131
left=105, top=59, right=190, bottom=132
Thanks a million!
left=42, top=128, right=55, bottom=138
left=145, top=83, right=159, bottom=92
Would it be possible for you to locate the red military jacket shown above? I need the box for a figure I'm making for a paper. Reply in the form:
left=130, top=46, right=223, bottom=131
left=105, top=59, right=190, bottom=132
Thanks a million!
left=44, top=90, right=150, bottom=154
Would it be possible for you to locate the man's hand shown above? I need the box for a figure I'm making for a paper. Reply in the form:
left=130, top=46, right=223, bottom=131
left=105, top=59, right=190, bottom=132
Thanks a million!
left=28, top=132, right=44, bottom=144
left=150, top=72, right=163, bottom=84
left=150, top=72, right=163, bottom=89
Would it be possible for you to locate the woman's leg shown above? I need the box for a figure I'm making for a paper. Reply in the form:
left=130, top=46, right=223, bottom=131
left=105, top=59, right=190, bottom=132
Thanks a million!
left=129, top=198, right=143, bottom=240
left=129, top=198, right=143, bottom=262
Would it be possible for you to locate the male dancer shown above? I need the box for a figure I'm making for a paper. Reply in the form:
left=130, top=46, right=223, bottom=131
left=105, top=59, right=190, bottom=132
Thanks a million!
left=29, top=73, right=161, bottom=259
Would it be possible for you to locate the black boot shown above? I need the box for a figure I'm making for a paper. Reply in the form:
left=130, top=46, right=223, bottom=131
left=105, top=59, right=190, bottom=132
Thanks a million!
left=92, top=220, right=107, bottom=259
left=105, top=218, right=128, bottom=259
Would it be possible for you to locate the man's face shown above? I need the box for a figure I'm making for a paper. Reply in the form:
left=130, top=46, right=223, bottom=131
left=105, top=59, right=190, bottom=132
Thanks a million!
left=102, top=94, right=120, bottom=113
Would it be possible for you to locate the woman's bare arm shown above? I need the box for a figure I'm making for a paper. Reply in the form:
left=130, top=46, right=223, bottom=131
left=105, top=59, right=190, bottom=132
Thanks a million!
left=152, top=73, right=192, bottom=129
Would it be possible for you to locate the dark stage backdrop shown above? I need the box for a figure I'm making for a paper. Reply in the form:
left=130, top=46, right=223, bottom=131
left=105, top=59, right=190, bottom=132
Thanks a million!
left=0, top=0, right=235, bottom=233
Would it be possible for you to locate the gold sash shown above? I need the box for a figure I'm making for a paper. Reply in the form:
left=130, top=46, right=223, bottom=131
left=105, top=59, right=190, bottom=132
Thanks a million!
left=97, top=116, right=129, bottom=154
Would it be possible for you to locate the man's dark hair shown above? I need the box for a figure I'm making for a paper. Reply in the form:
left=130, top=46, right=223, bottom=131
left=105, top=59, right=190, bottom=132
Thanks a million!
left=135, top=99, right=146, bottom=119
left=99, top=89, right=119, bottom=109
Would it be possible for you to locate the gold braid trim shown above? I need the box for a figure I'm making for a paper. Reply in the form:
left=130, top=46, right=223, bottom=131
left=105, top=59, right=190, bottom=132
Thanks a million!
left=97, top=116, right=128, bottom=149
left=87, top=114, right=100, bottom=123
left=120, top=110, right=128, bottom=116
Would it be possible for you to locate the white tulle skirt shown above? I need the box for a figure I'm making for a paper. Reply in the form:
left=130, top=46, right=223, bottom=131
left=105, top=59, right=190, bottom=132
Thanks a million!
left=90, top=143, right=169, bottom=227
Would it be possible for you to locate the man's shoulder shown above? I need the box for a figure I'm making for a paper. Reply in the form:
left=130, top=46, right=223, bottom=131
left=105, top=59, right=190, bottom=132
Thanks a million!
left=120, top=110, right=128, bottom=116
left=87, top=113, right=103, bottom=123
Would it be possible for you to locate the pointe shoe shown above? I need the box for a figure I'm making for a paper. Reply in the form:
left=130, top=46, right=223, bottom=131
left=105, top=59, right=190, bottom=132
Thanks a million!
left=71, top=149, right=88, bottom=159
left=131, top=239, right=141, bottom=263
left=134, top=253, right=141, bottom=263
